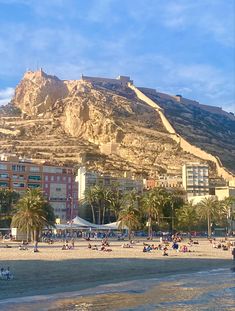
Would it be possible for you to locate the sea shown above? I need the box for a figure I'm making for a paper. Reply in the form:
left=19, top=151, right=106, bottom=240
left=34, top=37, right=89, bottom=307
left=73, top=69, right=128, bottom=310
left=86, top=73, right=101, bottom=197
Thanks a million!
left=1, top=267, right=234, bottom=311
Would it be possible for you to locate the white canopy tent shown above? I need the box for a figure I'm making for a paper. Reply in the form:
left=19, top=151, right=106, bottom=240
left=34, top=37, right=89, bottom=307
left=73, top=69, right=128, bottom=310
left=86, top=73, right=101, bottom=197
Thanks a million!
left=102, top=221, right=128, bottom=230
left=72, top=216, right=99, bottom=228
left=55, top=216, right=127, bottom=231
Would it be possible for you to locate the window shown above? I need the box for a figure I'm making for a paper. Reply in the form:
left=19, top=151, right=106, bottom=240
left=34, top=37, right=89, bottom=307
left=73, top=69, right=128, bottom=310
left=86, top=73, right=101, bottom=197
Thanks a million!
left=13, top=182, right=25, bottom=188
left=0, top=181, right=8, bottom=187
left=45, top=184, right=48, bottom=188
left=28, top=183, right=40, bottom=188
left=68, top=177, right=71, bottom=183
left=57, top=176, right=60, bottom=181
left=45, top=175, right=48, bottom=181
left=43, top=166, right=62, bottom=174
left=63, top=176, right=66, bottom=181
left=0, top=173, right=8, bottom=178
left=12, top=165, right=25, bottom=172
left=56, top=187, right=61, bottom=191
left=30, top=166, right=40, bottom=172
left=51, top=176, right=54, bottom=181
left=0, top=164, right=7, bottom=170
left=28, top=175, right=41, bottom=181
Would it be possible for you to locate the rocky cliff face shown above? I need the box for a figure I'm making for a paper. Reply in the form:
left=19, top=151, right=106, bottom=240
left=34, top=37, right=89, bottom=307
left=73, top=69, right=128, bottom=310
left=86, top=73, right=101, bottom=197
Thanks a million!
left=14, top=69, right=68, bottom=115
left=0, top=70, right=233, bottom=178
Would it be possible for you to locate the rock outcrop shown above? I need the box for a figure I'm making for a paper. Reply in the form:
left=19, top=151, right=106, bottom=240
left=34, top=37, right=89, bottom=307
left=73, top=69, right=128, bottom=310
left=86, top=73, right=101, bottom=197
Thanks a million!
left=0, top=70, right=234, bottom=180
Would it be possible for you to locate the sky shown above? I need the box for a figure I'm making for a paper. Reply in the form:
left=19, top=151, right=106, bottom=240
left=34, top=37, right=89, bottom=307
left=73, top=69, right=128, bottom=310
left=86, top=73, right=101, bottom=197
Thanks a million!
left=0, top=0, right=234, bottom=112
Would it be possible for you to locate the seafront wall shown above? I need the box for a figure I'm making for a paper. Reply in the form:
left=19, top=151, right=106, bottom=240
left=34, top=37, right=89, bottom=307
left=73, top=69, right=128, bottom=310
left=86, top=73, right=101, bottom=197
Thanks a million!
left=128, top=83, right=235, bottom=181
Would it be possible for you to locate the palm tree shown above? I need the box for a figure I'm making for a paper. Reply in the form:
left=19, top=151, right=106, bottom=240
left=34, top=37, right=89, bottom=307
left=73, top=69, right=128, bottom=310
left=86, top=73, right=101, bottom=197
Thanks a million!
left=83, top=187, right=96, bottom=223
left=141, top=190, right=158, bottom=238
left=106, top=185, right=125, bottom=221
left=168, top=189, right=185, bottom=232
left=118, top=190, right=141, bottom=239
left=197, top=196, right=219, bottom=237
left=219, top=196, right=235, bottom=235
left=92, top=184, right=107, bottom=224
left=11, top=189, right=55, bottom=242
left=147, top=188, right=171, bottom=229
left=176, top=201, right=198, bottom=232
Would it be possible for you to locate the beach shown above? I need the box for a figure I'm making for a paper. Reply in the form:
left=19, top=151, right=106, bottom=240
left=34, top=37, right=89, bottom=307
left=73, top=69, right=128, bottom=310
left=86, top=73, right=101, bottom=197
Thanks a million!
left=0, top=238, right=234, bottom=304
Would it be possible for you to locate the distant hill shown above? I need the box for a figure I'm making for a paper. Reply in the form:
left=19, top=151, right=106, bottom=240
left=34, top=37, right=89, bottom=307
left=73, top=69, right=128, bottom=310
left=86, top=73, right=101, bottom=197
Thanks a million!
left=0, top=69, right=234, bottom=181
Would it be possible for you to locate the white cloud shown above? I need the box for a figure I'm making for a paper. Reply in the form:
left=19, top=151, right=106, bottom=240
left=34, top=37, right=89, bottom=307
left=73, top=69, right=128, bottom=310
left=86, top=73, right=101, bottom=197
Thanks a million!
left=0, top=87, right=14, bottom=106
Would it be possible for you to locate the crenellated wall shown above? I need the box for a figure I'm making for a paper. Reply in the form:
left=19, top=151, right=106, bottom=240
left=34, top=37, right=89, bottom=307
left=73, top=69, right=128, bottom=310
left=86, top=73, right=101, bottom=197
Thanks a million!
left=128, top=83, right=235, bottom=182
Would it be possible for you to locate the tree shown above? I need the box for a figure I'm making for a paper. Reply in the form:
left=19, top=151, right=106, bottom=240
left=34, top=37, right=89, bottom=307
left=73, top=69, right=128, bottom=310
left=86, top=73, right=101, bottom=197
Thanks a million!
left=197, top=196, right=219, bottom=237
left=92, top=184, right=108, bottom=224
left=83, top=185, right=110, bottom=224
left=83, top=187, right=96, bottom=223
left=218, top=196, right=235, bottom=235
left=141, top=190, right=158, bottom=238
left=0, top=189, right=19, bottom=227
left=106, top=184, right=125, bottom=221
left=159, top=189, right=185, bottom=233
left=118, top=190, right=141, bottom=239
left=176, top=201, right=198, bottom=232
left=11, top=189, right=55, bottom=242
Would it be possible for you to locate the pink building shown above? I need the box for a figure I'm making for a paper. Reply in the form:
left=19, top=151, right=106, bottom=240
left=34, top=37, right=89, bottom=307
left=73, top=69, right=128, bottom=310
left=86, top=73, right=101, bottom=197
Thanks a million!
left=0, top=154, right=78, bottom=223
left=42, top=165, right=78, bottom=222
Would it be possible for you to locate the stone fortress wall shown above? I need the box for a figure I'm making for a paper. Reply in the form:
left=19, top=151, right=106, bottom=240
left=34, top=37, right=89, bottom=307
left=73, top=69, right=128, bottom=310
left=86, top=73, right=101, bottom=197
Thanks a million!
left=128, top=83, right=235, bottom=182
left=81, top=75, right=133, bottom=87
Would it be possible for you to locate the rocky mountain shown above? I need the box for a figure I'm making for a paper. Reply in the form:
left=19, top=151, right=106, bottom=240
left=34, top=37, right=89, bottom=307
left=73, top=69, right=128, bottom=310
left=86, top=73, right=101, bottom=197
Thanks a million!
left=0, top=69, right=234, bottom=180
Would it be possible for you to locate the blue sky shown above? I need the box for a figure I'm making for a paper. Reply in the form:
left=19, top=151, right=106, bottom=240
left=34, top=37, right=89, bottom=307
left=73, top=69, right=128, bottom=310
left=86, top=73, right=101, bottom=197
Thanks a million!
left=0, top=0, right=234, bottom=112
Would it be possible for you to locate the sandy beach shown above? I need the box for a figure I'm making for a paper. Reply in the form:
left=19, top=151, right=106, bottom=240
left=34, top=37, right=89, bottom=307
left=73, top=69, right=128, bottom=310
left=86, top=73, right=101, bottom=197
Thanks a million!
left=0, top=238, right=234, bottom=302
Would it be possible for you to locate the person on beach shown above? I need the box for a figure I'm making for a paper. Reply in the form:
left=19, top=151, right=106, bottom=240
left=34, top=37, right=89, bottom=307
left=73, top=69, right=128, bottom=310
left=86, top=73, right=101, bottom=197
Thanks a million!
left=0, top=268, right=5, bottom=279
left=181, top=245, right=188, bottom=253
left=163, top=247, right=168, bottom=256
left=71, top=238, right=75, bottom=248
left=232, top=247, right=235, bottom=260
left=33, top=241, right=39, bottom=252
left=1, top=267, right=13, bottom=280
left=5, top=267, right=12, bottom=280
left=172, top=242, right=179, bottom=251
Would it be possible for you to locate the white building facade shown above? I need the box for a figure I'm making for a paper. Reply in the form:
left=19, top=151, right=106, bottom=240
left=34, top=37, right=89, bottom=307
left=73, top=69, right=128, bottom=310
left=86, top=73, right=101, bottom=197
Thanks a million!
left=182, top=163, right=209, bottom=199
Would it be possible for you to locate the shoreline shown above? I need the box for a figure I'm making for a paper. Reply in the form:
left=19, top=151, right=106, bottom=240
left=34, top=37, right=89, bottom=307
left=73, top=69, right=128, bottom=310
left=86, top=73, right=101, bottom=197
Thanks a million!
left=0, top=238, right=234, bottom=303
left=0, top=265, right=232, bottom=311
left=0, top=265, right=233, bottom=307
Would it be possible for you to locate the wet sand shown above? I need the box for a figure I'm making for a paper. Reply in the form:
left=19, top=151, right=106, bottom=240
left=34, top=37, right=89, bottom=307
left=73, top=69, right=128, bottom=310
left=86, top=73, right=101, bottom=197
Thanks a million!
left=0, top=238, right=234, bottom=301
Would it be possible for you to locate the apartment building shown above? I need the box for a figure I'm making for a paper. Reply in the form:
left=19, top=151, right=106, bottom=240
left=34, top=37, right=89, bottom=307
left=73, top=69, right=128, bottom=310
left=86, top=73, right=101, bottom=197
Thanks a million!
left=76, top=167, right=143, bottom=201
left=182, top=163, right=209, bottom=199
left=0, top=154, right=78, bottom=223
left=144, top=175, right=182, bottom=189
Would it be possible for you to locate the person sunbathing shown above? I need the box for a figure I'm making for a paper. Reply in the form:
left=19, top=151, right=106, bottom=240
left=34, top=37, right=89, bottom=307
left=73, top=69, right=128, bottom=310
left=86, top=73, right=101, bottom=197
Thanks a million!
left=19, top=244, right=28, bottom=250
left=4, top=244, right=12, bottom=248
left=122, top=243, right=133, bottom=248
left=163, top=247, right=168, bottom=256
left=222, top=245, right=228, bottom=251
left=103, top=248, right=112, bottom=252
left=181, top=245, right=188, bottom=253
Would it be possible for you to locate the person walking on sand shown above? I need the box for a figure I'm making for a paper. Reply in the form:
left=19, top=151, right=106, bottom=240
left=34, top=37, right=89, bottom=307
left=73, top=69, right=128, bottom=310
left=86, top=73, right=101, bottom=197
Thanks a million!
left=71, top=238, right=75, bottom=248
